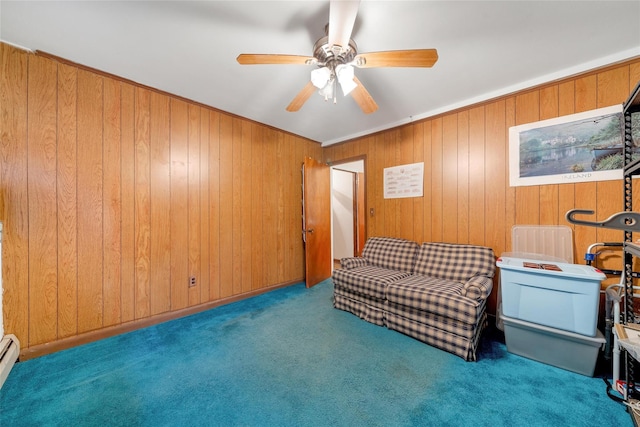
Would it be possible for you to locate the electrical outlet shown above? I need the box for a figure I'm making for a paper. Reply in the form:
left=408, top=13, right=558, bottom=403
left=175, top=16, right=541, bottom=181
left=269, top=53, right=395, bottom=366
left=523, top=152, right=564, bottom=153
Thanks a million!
left=189, top=276, right=196, bottom=287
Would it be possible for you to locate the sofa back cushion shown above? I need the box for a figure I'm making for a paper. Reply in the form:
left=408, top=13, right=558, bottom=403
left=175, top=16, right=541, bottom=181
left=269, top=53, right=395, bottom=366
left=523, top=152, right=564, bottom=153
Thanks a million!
left=413, top=242, right=496, bottom=282
left=362, top=237, right=419, bottom=273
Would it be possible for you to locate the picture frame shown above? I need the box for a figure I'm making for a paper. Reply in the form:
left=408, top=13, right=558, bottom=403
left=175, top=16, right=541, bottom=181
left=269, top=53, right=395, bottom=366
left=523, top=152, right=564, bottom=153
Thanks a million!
left=383, top=162, right=424, bottom=199
left=509, top=105, right=624, bottom=187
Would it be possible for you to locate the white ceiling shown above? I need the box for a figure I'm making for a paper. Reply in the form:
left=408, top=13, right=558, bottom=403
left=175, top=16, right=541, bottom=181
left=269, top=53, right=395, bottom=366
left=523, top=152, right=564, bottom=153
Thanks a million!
left=2, top=1, right=639, bottom=146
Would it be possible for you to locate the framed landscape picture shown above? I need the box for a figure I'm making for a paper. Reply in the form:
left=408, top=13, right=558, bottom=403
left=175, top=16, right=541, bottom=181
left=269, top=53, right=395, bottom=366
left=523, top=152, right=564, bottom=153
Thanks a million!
left=509, top=105, right=626, bottom=187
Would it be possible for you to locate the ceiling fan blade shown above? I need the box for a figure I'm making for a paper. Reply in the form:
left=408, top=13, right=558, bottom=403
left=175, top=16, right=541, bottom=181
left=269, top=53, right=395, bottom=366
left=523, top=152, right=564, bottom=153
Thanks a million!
left=237, top=54, right=316, bottom=65
left=350, top=76, right=378, bottom=114
left=286, top=81, right=317, bottom=112
left=328, top=0, right=360, bottom=48
left=354, top=49, right=438, bottom=68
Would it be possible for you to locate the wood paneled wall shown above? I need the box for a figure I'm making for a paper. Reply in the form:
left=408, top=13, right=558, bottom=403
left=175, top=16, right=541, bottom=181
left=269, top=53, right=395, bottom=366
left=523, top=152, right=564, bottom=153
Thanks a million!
left=324, top=59, right=640, bottom=312
left=2, top=40, right=640, bottom=352
left=0, top=43, right=322, bottom=351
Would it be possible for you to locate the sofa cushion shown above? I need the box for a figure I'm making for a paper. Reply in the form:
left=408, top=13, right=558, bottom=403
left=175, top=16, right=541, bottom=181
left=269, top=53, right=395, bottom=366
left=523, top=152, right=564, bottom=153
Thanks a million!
left=340, top=257, right=368, bottom=270
left=361, top=237, right=419, bottom=273
left=386, top=274, right=483, bottom=324
left=332, top=266, right=412, bottom=300
left=413, top=243, right=496, bottom=282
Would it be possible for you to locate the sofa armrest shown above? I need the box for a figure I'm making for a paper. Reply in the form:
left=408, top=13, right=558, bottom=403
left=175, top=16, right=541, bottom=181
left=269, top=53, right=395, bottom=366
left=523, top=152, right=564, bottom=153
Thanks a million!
left=461, top=276, right=493, bottom=301
left=340, top=257, right=368, bottom=270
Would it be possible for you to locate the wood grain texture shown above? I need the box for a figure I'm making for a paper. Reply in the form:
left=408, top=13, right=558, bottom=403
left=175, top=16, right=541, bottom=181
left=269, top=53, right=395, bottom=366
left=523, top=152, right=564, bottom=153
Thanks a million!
left=134, top=87, right=151, bottom=319
left=231, top=118, right=243, bottom=295
left=413, top=124, right=425, bottom=243
left=103, top=77, right=123, bottom=326
left=199, top=108, right=211, bottom=302
left=468, top=106, right=485, bottom=246
left=120, top=83, right=136, bottom=323
left=251, top=124, right=264, bottom=290
left=170, top=99, right=189, bottom=309
left=2, top=41, right=639, bottom=352
left=0, top=44, right=29, bottom=343
left=77, top=70, right=104, bottom=334
left=208, top=111, right=221, bottom=300
left=241, top=121, right=252, bottom=293
left=188, top=105, right=201, bottom=306
left=56, top=62, right=78, bottom=338
left=27, top=55, right=58, bottom=345
left=218, top=113, right=233, bottom=298
left=149, top=92, right=171, bottom=315
left=457, top=111, right=470, bottom=244
left=442, top=115, right=459, bottom=243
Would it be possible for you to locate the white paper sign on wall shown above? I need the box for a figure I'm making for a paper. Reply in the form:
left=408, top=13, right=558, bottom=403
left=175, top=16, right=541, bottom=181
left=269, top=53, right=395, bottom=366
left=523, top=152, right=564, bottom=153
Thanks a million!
left=383, top=162, right=424, bottom=199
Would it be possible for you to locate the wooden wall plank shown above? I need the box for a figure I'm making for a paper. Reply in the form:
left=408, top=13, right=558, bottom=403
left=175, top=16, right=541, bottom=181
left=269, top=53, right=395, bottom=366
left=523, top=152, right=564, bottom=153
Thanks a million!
left=232, top=118, right=243, bottom=294
left=514, top=91, right=540, bottom=225
left=218, top=114, right=233, bottom=297
left=27, top=55, right=58, bottom=345
left=188, top=105, right=201, bottom=306
left=170, top=99, right=189, bottom=309
left=485, top=100, right=507, bottom=256
left=241, top=121, right=253, bottom=293
left=120, top=83, right=136, bottom=322
left=149, top=92, right=171, bottom=315
left=56, top=62, right=78, bottom=338
left=442, top=114, right=458, bottom=242
left=275, top=131, right=286, bottom=283
left=264, top=129, right=279, bottom=285
left=431, top=118, right=444, bottom=242
left=199, top=108, right=211, bottom=302
left=251, top=124, right=264, bottom=290
left=134, top=88, right=151, bottom=319
left=573, top=75, right=598, bottom=263
left=77, top=69, right=104, bottom=333
left=468, top=106, right=485, bottom=246
left=422, top=121, right=433, bottom=242
left=103, top=77, right=123, bottom=326
left=0, top=44, right=29, bottom=343
left=538, top=85, right=559, bottom=225
left=385, top=131, right=399, bottom=236
left=504, top=97, right=517, bottom=250
left=413, top=123, right=425, bottom=243
left=557, top=81, right=576, bottom=243
left=398, top=126, right=414, bottom=240
left=208, top=111, right=221, bottom=300
left=457, top=111, right=470, bottom=244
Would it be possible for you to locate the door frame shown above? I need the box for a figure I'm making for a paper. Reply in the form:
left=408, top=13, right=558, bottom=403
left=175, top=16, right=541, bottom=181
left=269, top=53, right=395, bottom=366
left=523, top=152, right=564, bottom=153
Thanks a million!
left=329, top=156, right=367, bottom=266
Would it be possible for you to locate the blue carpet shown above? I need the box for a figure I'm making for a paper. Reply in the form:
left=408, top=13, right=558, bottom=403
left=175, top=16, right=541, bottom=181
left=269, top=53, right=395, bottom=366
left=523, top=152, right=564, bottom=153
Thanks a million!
left=0, top=280, right=631, bottom=426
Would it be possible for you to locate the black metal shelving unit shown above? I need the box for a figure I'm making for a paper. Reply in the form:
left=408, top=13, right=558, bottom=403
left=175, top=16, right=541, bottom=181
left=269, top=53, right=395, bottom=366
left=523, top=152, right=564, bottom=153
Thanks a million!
left=622, top=80, right=640, bottom=426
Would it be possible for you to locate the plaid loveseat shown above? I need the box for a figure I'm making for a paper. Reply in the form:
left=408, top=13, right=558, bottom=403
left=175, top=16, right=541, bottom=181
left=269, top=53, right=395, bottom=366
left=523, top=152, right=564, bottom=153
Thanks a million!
left=332, top=237, right=496, bottom=361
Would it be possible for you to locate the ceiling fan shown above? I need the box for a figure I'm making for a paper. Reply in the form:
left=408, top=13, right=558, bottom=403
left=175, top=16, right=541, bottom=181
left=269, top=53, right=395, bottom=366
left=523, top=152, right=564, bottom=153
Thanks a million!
left=236, top=0, right=438, bottom=114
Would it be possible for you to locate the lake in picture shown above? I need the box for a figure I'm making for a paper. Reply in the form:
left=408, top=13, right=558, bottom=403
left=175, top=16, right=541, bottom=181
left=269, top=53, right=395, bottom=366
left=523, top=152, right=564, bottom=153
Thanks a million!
left=518, top=111, right=622, bottom=177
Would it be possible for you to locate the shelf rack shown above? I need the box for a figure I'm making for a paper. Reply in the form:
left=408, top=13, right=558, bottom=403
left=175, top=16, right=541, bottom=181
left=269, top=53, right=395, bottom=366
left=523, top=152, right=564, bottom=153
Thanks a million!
left=622, top=80, right=640, bottom=426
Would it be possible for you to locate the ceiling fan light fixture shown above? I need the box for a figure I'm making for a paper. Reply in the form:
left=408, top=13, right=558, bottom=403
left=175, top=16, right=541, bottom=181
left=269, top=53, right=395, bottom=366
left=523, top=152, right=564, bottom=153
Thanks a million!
left=311, top=67, right=331, bottom=89
left=319, top=77, right=336, bottom=101
left=336, top=64, right=357, bottom=96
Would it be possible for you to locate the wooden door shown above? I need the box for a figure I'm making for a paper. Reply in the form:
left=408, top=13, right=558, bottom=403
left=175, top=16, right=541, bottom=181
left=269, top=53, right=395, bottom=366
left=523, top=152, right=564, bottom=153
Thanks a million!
left=302, top=157, right=331, bottom=288
left=355, top=171, right=365, bottom=256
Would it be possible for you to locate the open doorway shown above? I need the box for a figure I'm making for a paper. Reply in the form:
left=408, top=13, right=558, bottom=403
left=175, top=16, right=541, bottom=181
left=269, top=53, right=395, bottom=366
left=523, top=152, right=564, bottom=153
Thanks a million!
left=330, top=159, right=365, bottom=271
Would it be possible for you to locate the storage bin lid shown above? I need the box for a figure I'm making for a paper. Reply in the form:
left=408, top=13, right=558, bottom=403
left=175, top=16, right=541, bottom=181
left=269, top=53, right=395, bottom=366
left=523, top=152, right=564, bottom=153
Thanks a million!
left=511, top=225, right=574, bottom=263
left=496, top=256, right=606, bottom=281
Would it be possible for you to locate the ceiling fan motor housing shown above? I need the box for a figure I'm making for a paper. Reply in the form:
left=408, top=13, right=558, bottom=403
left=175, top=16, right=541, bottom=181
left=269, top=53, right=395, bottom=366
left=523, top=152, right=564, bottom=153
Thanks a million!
left=312, top=35, right=358, bottom=68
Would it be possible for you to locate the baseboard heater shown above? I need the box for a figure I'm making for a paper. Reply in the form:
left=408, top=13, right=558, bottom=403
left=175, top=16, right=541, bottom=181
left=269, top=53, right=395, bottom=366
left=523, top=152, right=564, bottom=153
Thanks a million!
left=0, top=334, right=20, bottom=389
